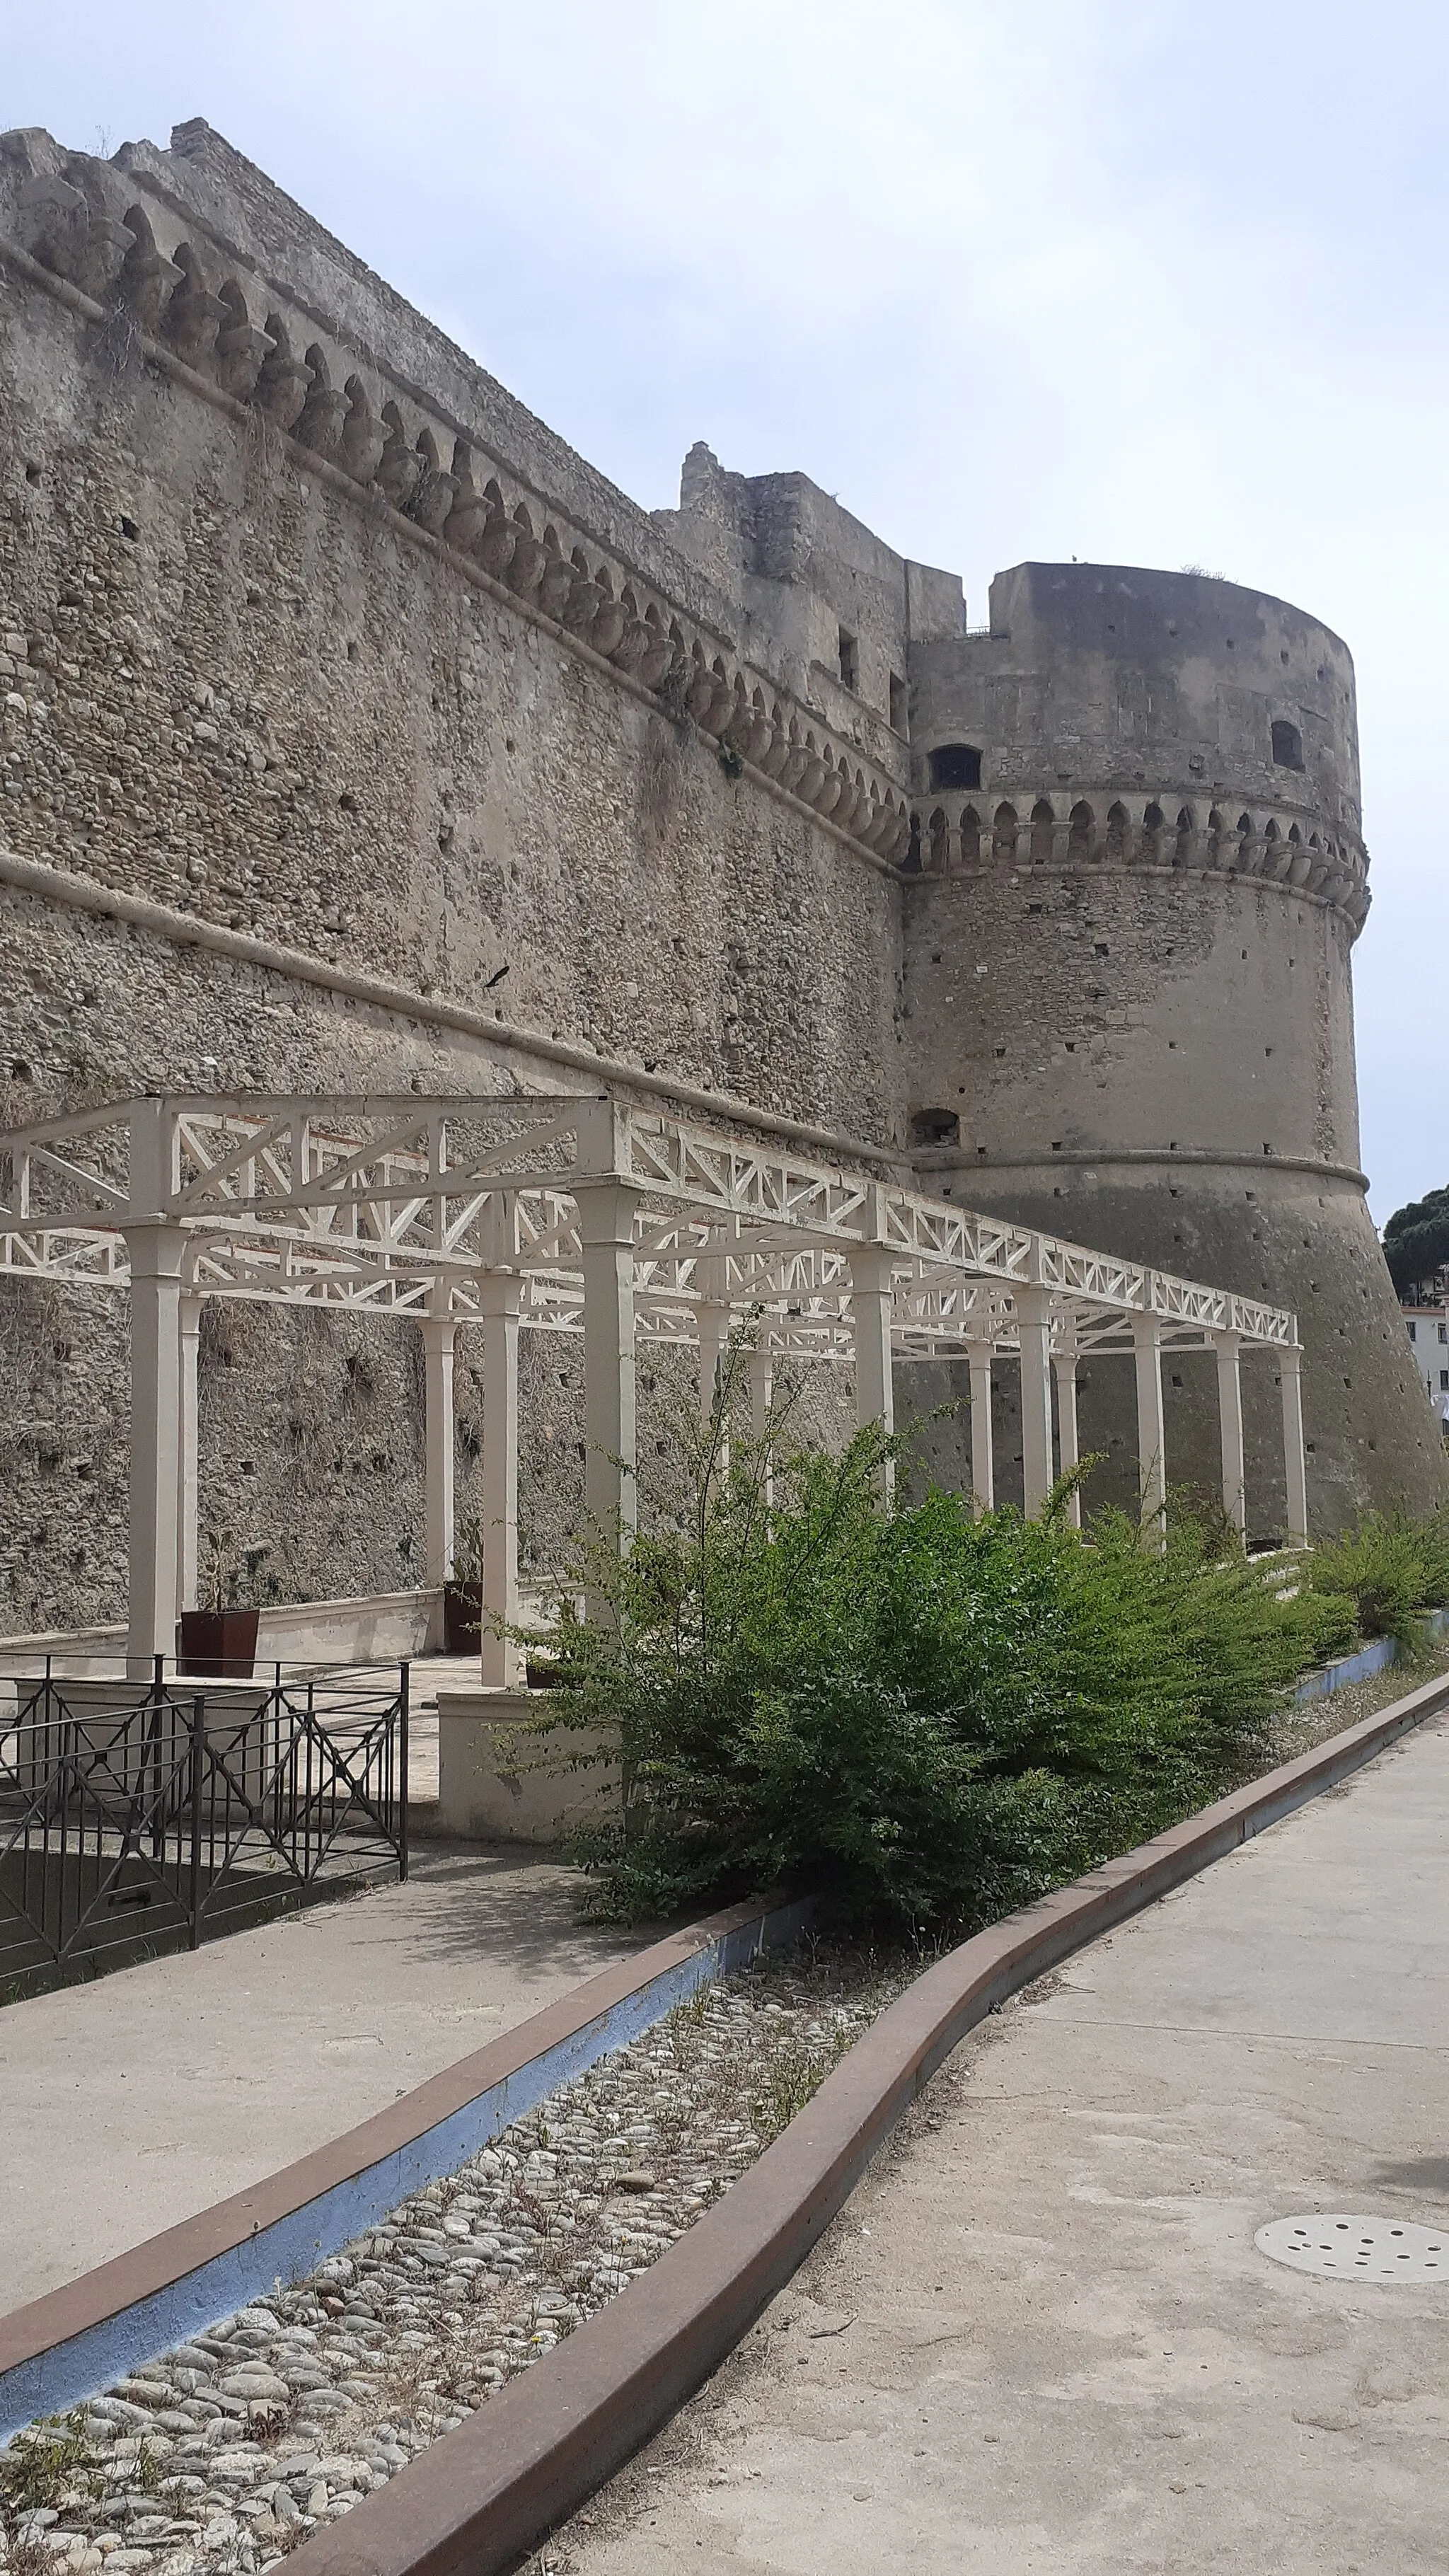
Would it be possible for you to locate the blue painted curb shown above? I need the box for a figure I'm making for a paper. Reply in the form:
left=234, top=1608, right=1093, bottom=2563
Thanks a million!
left=1294, top=1605, right=1448, bottom=1704
left=0, top=1893, right=812, bottom=2442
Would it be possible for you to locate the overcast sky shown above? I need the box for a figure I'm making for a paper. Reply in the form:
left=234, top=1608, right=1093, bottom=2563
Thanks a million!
left=8, top=2, right=1446, bottom=1222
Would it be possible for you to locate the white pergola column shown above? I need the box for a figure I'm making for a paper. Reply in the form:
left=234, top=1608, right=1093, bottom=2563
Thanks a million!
left=966, top=1339, right=994, bottom=1515
left=1133, top=1307, right=1167, bottom=1535
left=577, top=1182, right=641, bottom=1544
left=697, top=1301, right=732, bottom=1421
left=849, top=1231, right=896, bottom=1500
left=1052, top=1346, right=1082, bottom=1529
left=1215, top=1329, right=1247, bottom=1537
left=695, top=1247, right=732, bottom=1487
left=746, top=1346, right=773, bottom=1440
left=178, top=1291, right=202, bottom=1612
left=420, top=1300, right=458, bottom=1591
left=746, top=1346, right=773, bottom=1508
left=475, top=1271, right=521, bottom=1687
left=1280, top=1339, right=1309, bottom=1546
left=1016, top=1283, right=1054, bottom=1518
left=125, top=1222, right=187, bottom=1674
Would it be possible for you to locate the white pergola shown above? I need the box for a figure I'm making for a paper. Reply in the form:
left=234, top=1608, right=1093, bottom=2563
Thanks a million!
left=0, top=1092, right=1307, bottom=1674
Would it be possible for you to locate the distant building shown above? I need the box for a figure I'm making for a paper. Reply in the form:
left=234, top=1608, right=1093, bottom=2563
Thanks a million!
left=1404, top=1304, right=1449, bottom=1428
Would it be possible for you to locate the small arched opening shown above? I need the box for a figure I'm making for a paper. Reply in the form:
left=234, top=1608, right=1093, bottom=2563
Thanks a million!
left=911, top=1107, right=961, bottom=1148
left=1271, top=719, right=1304, bottom=770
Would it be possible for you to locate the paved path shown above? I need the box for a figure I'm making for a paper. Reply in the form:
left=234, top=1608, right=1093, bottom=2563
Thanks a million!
left=0, top=1844, right=646, bottom=2314
left=563, top=1714, right=1449, bottom=2576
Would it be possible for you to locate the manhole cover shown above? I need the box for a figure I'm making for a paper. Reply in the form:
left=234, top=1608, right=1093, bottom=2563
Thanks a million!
left=1257, top=2215, right=1448, bottom=2282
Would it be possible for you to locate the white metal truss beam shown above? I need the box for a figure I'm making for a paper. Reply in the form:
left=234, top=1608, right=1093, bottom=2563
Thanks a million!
left=0, top=1093, right=1298, bottom=1362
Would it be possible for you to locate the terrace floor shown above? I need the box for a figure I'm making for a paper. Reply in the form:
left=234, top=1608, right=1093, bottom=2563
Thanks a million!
left=0, top=1797, right=646, bottom=2313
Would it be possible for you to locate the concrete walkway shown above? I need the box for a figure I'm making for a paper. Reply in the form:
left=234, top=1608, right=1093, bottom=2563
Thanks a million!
left=0, top=1844, right=646, bottom=2314
left=563, top=1713, right=1449, bottom=2576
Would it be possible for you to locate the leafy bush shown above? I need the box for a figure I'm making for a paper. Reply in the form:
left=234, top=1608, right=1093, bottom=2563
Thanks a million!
left=1303, top=1508, right=1449, bottom=1652
left=520, top=1347, right=1351, bottom=1935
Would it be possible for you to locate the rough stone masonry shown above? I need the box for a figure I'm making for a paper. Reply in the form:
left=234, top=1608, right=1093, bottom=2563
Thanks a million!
left=0, top=114, right=1439, bottom=1629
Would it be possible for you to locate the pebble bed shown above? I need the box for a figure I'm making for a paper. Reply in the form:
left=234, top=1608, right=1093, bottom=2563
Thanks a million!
left=0, top=1946, right=905, bottom=2576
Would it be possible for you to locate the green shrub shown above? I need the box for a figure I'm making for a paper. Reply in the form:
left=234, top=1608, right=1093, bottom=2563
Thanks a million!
left=520, top=1346, right=1351, bottom=1935
left=1303, top=1508, right=1449, bottom=1652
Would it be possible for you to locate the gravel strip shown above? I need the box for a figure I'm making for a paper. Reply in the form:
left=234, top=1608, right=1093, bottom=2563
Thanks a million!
left=0, top=1945, right=906, bottom=2576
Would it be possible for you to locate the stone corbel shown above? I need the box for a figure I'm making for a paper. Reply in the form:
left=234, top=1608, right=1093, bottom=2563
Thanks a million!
left=296, top=356, right=352, bottom=458
left=812, top=762, right=846, bottom=818
left=683, top=659, right=721, bottom=724
left=536, top=549, right=577, bottom=620
left=163, top=246, right=227, bottom=370
left=505, top=526, right=547, bottom=601
left=18, top=173, right=90, bottom=282
left=443, top=449, right=490, bottom=553
left=338, top=381, right=386, bottom=485
left=468, top=499, right=513, bottom=570
left=608, top=616, right=653, bottom=674
left=410, top=458, right=459, bottom=536
left=254, top=326, right=313, bottom=431
left=635, top=626, right=677, bottom=690
left=216, top=316, right=275, bottom=403
left=562, top=569, right=607, bottom=638
left=376, top=409, right=422, bottom=510
left=118, top=227, right=183, bottom=334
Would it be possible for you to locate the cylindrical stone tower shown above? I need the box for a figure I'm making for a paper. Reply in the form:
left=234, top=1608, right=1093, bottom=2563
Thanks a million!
left=900, top=561, right=1445, bottom=1531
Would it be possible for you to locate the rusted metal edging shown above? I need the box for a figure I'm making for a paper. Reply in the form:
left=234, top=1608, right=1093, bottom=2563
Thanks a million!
left=265, top=1667, right=1449, bottom=2576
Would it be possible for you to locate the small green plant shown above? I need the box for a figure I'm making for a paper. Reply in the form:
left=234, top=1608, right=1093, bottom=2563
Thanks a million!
left=749, top=2026, right=855, bottom=2145
left=717, top=741, right=744, bottom=782
left=198, top=1524, right=277, bottom=1612
left=0, top=2416, right=100, bottom=2514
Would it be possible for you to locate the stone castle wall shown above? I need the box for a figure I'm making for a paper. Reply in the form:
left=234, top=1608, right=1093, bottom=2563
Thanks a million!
left=0, top=118, right=1441, bottom=1629
left=0, top=120, right=895, bottom=1627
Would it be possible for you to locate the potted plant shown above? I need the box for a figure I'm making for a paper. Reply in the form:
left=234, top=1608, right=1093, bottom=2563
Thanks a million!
left=178, top=1527, right=273, bottom=1677
left=443, top=1511, right=485, bottom=1655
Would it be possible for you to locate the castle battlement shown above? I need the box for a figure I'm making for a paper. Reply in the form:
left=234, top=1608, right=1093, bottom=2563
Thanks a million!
left=0, top=122, right=920, bottom=872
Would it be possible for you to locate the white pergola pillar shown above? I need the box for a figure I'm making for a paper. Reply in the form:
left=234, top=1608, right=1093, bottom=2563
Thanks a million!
left=420, top=1301, right=457, bottom=1591
left=1215, top=1328, right=1247, bottom=1537
left=577, top=1182, right=640, bottom=1545
left=746, top=1346, right=773, bottom=1440
left=1052, top=1346, right=1082, bottom=1529
left=1280, top=1339, right=1309, bottom=1546
left=178, top=1291, right=202, bottom=1612
left=475, top=1271, right=521, bottom=1687
left=849, top=1233, right=896, bottom=1500
left=1133, top=1307, right=1167, bottom=1535
left=1016, top=1284, right=1054, bottom=1518
left=747, top=1345, right=774, bottom=1508
left=125, top=1222, right=187, bottom=1675
left=966, top=1339, right=994, bottom=1515
left=697, top=1301, right=732, bottom=1421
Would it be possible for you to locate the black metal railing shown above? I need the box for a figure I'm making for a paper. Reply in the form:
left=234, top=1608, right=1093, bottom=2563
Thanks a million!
left=0, top=1659, right=408, bottom=1984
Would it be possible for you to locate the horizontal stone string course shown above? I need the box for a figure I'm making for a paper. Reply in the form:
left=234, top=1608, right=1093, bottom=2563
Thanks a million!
left=910, top=790, right=1368, bottom=923
left=4, top=142, right=911, bottom=870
